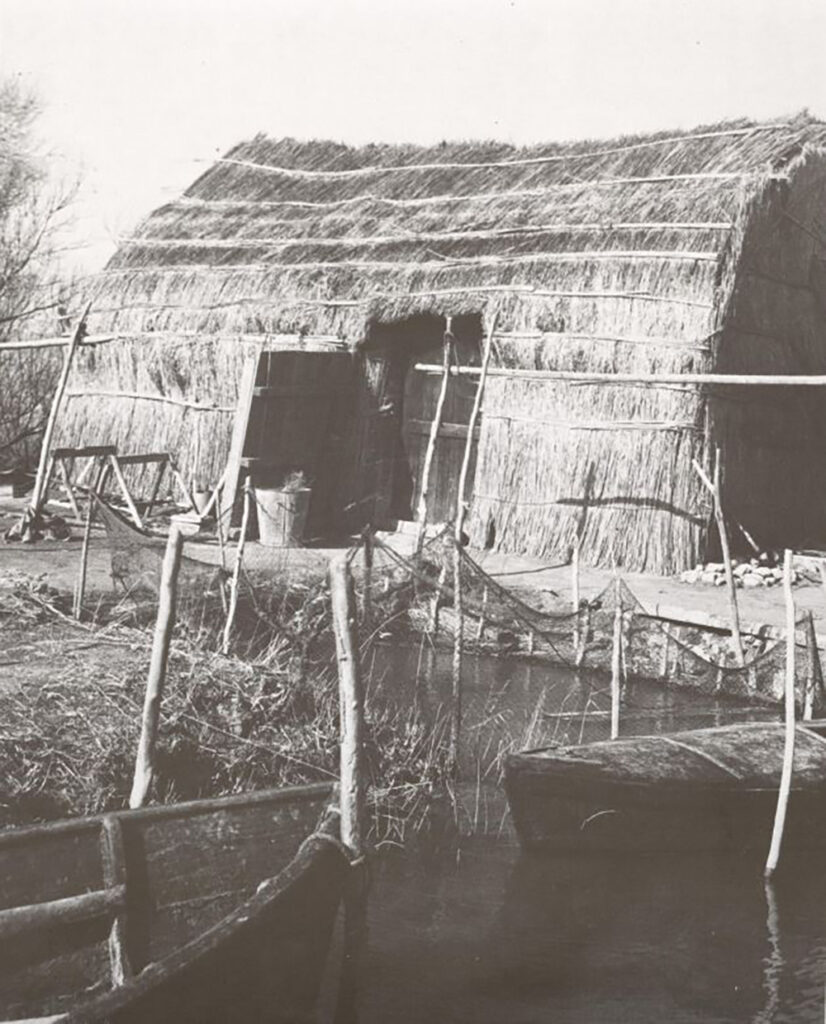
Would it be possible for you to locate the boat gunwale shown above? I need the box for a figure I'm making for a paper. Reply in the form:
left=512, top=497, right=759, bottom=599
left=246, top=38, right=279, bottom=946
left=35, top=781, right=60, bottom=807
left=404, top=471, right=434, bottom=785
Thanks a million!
left=505, top=719, right=826, bottom=794
left=56, top=804, right=349, bottom=1023
left=0, top=781, right=335, bottom=848
left=504, top=760, right=806, bottom=796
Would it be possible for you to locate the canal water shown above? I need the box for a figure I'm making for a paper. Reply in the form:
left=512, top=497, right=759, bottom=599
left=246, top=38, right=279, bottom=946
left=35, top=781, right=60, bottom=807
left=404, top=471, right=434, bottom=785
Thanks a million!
left=348, top=645, right=826, bottom=1023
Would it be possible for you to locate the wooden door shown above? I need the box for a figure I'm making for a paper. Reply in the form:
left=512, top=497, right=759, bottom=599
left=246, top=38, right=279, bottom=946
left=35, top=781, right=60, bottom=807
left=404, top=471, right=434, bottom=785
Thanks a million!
left=243, top=350, right=354, bottom=539
left=400, top=334, right=481, bottom=523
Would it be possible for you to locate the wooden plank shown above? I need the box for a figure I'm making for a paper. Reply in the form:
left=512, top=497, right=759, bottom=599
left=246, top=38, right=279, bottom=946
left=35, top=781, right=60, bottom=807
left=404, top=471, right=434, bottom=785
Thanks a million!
left=253, top=385, right=335, bottom=399
left=405, top=419, right=480, bottom=439
left=52, top=445, right=117, bottom=459
left=0, top=887, right=125, bottom=941
left=115, top=453, right=170, bottom=467
left=220, top=352, right=259, bottom=527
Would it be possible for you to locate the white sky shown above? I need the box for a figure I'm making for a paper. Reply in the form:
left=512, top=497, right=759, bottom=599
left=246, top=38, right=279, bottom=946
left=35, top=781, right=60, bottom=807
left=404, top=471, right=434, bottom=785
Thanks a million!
left=3, top=0, right=826, bottom=271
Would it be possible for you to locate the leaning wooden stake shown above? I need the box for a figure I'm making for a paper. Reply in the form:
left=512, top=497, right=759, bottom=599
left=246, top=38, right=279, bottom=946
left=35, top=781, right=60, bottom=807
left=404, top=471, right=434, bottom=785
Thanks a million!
left=221, top=478, right=252, bottom=655
left=450, top=538, right=463, bottom=773
left=416, top=318, right=453, bottom=553
left=363, top=527, right=373, bottom=627
left=765, top=548, right=797, bottom=877
left=610, top=576, right=622, bottom=740
left=572, top=538, right=581, bottom=660
left=330, top=556, right=366, bottom=856
left=73, top=463, right=109, bottom=620
left=30, top=301, right=91, bottom=514
left=455, top=311, right=498, bottom=542
left=804, top=611, right=818, bottom=722
left=129, top=527, right=184, bottom=809
left=693, top=449, right=745, bottom=666
left=476, top=585, right=488, bottom=641
left=448, top=311, right=498, bottom=772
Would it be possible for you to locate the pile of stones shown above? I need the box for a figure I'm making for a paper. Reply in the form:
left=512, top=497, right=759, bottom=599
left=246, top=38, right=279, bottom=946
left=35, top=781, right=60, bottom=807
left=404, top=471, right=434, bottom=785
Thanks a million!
left=679, top=559, right=811, bottom=588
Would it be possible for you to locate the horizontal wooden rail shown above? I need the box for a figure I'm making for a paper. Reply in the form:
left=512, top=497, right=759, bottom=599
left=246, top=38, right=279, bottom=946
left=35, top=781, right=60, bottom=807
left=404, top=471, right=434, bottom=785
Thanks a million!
left=0, top=885, right=126, bottom=940
left=0, top=334, right=120, bottom=352
left=86, top=286, right=713, bottom=314
left=101, top=248, right=721, bottom=276
left=414, top=364, right=826, bottom=387
left=492, top=329, right=714, bottom=351
left=64, top=390, right=235, bottom=412
left=253, top=385, right=335, bottom=399
left=212, top=121, right=790, bottom=176
left=119, top=221, right=734, bottom=250
left=172, top=174, right=749, bottom=212
left=0, top=782, right=335, bottom=849
left=3, top=332, right=348, bottom=351
left=405, top=419, right=480, bottom=438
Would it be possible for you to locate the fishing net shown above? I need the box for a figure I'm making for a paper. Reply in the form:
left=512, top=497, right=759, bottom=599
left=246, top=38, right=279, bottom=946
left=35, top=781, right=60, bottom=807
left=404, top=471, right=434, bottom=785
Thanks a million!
left=353, top=530, right=824, bottom=708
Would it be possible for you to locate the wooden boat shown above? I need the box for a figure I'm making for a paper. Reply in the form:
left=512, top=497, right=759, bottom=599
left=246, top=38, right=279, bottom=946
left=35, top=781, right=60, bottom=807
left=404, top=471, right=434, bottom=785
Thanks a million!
left=0, top=782, right=352, bottom=1022
left=505, top=720, right=826, bottom=854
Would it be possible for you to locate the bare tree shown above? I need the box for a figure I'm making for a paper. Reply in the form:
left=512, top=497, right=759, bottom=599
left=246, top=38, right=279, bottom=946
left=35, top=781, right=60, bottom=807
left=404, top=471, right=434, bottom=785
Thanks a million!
left=0, top=78, right=78, bottom=470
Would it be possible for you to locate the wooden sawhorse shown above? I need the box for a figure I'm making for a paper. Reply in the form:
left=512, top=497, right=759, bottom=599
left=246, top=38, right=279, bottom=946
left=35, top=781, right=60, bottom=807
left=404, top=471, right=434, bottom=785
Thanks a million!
left=43, top=448, right=193, bottom=527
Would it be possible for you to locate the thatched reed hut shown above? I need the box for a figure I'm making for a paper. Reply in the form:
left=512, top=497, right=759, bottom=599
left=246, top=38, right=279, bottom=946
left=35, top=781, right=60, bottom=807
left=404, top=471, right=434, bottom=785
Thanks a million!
left=60, top=113, right=826, bottom=572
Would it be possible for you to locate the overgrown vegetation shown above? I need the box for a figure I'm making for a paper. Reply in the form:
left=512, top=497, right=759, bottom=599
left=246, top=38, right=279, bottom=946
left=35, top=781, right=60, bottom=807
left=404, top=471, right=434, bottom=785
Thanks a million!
left=0, top=566, right=461, bottom=844
left=0, top=77, right=78, bottom=470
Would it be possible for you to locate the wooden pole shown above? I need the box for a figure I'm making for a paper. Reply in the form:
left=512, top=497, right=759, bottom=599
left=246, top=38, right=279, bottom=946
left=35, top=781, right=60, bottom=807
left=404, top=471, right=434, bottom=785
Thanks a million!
left=576, top=604, right=590, bottom=668
left=611, top=577, right=622, bottom=740
left=30, top=301, right=91, bottom=514
left=476, top=585, right=488, bottom=641
left=221, top=478, right=252, bottom=655
left=330, top=556, right=366, bottom=856
left=363, top=527, right=373, bottom=627
left=804, top=610, right=818, bottom=722
left=447, top=312, right=498, bottom=773
left=693, top=450, right=745, bottom=666
left=765, top=548, right=797, bottom=877
left=73, top=462, right=109, bottom=620
left=129, top=527, right=184, bottom=809
left=416, top=318, right=453, bottom=553
left=572, top=538, right=581, bottom=660
left=100, top=815, right=134, bottom=985
left=450, top=537, right=463, bottom=773
left=455, top=312, right=498, bottom=541
left=414, top=363, right=826, bottom=388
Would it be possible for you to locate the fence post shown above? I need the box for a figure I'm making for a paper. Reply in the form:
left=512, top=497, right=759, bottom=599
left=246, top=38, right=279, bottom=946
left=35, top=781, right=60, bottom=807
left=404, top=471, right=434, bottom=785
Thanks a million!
left=129, top=527, right=183, bottom=809
left=330, top=556, right=366, bottom=856
left=611, top=577, right=622, bottom=740
left=765, top=549, right=797, bottom=877
left=221, top=478, right=252, bottom=655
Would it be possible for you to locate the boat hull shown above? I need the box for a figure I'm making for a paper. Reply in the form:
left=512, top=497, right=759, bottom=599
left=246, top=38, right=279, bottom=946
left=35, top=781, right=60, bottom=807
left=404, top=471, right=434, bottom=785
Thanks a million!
left=505, top=735, right=826, bottom=856
left=0, top=783, right=349, bottom=1022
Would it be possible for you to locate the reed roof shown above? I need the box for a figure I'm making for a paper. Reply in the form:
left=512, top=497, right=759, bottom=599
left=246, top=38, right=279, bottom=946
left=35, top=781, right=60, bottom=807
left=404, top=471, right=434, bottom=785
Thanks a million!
left=88, top=112, right=826, bottom=341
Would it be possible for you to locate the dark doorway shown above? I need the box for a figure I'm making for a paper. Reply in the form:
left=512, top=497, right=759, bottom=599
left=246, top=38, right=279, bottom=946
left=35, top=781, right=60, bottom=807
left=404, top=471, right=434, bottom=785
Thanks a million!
left=363, top=314, right=483, bottom=524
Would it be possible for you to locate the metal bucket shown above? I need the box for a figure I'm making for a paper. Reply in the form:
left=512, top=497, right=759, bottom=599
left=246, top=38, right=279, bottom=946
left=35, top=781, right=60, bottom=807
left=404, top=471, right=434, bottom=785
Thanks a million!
left=254, top=486, right=311, bottom=546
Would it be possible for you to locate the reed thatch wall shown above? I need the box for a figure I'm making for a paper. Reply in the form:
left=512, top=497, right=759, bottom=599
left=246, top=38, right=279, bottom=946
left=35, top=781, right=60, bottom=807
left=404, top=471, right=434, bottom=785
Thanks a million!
left=53, top=337, right=261, bottom=493
left=60, top=113, right=826, bottom=571
left=711, top=152, right=826, bottom=553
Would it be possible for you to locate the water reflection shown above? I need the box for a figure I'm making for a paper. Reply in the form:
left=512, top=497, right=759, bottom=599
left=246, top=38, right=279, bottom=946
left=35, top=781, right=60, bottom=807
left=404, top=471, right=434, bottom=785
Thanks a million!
left=351, top=647, right=826, bottom=1023
left=358, top=835, right=826, bottom=1023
